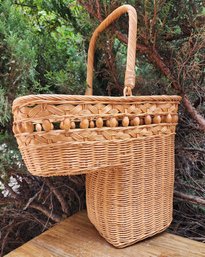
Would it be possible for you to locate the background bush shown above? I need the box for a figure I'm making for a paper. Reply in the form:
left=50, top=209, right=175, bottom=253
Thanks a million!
left=0, top=0, right=204, bottom=255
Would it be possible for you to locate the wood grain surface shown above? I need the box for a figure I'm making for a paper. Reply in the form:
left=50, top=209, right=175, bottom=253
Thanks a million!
left=5, top=210, right=205, bottom=257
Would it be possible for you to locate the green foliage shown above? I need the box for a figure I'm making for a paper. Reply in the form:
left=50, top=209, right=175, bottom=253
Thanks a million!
left=0, top=0, right=89, bottom=173
left=0, top=0, right=89, bottom=125
left=0, top=0, right=38, bottom=94
left=0, top=88, right=10, bottom=126
left=0, top=1, right=204, bottom=254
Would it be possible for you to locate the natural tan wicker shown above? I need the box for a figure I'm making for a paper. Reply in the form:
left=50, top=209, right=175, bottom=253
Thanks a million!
left=86, top=133, right=176, bottom=248
left=12, top=5, right=181, bottom=177
left=12, top=5, right=181, bottom=248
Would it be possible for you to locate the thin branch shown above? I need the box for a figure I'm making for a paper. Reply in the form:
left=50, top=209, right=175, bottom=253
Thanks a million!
left=44, top=178, right=70, bottom=215
left=23, top=191, right=42, bottom=210
left=65, top=185, right=82, bottom=211
left=164, top=32, right=191, bottom=41
left=182, top=147, right=205, bottom=154
left=174, top=191, right=205, bottom=207
left=151, top=0, right=157, bottom=47
left=115, top=31, right=149, bottom=54
left=77, top=0, right=205, bottom=131
left=183, top=95, right=205, bottom=131
left=3, top=192, right=62, bottom=223
left=96, top=0, right=103, bottom=22
left=143, top=0, right=149, bottom=45
left=0, top=221, right=15, bottom=257
left=29, top=202, right=61, bottom=223
left=105, top=40, right=122, bottom=93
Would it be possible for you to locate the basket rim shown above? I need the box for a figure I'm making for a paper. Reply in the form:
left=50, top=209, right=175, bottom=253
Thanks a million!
left=13, top=94, right=182, bottom=109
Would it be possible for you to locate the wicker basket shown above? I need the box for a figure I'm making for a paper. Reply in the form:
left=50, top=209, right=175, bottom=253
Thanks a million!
left=12, top=5, right=181, bottom=178
left=12, top=5, right=181, bottom=248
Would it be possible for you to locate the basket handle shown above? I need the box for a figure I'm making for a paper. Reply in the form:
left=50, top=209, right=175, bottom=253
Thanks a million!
left=85, top=5, right=137, bottom=96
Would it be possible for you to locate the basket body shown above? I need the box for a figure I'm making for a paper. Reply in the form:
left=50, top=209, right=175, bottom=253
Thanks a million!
left=12, top=4, right=181, bottom=248
left=12, top=95, right=180, bottom=176
left=13, top=95, right=180, bottom=247
left=86, top=133, right=175, bottom=248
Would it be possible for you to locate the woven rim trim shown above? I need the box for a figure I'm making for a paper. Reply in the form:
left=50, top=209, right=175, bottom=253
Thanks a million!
left=13, top=95, right=182, bottom=110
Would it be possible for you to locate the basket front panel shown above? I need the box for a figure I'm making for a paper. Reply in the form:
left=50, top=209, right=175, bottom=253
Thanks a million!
left=20, top=141, right=123, bottom=176
left=86, top=134, right=175, bottom=248
left=19, top=131, right=175, bottom=176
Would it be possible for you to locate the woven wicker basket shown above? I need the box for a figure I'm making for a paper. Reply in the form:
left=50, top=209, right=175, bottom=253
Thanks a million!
left=12, top=5, right=181, bottom=248
left=12, top=5, right=181, bottom=177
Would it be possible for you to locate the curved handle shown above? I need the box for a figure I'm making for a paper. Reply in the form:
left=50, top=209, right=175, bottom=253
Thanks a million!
left=85, top=5, right=137, bottom=96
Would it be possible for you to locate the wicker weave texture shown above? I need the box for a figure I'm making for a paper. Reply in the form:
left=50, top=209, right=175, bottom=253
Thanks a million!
left=12, top=4, right=181, bottom=248
left=12, top=5, right=181, bottom=177
left=13, top=97, right=180, bottom=176
left=86, top=134, right=175, bottom=248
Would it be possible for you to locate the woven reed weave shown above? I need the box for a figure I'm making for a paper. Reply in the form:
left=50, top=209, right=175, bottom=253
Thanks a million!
left=13, top=94, right=180, bottom=176
left=86, top=133, right=175, bottom=247
left=12, top=5, right=181, bottom=247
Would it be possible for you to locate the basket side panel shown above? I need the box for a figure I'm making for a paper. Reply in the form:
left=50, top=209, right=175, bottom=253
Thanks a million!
left=86, top=134, right=175, bottom=248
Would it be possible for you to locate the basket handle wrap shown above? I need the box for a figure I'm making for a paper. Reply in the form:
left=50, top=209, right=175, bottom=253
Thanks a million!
left=86, top=5, right=137, bottom=96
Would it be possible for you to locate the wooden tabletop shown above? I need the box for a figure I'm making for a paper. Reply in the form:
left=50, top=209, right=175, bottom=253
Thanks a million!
left=6, top=210, right=205, bottom=257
